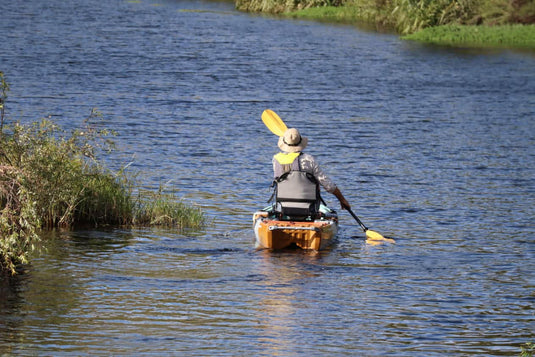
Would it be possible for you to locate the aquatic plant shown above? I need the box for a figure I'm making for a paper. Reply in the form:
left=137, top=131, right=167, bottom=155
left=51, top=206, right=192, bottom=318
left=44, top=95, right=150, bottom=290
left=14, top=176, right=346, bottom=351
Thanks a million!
left=133, top=189, right=206, bottom=230
left=521, top=342, right=535, bottom=357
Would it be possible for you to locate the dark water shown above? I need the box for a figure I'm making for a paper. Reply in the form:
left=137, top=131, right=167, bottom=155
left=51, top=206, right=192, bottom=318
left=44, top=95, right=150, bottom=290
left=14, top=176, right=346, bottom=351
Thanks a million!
left=1, top=0, right=534, bottom=355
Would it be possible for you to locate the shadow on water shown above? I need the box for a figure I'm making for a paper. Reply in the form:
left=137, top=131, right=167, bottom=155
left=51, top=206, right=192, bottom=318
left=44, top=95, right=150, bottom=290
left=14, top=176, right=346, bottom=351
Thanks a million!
left=0, top=228, right=135, bottom=346
left=0, top=274, right=27, bottom=355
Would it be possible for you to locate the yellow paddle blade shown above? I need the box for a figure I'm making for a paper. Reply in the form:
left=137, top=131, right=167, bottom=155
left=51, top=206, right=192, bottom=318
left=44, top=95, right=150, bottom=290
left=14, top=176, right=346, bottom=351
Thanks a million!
left=365, top=229, right=395, bottom=243
left=365, top=239, right=385, bottom=246
left=261, top=109, right=288, bottom=137
left=366, top=237, right=396, bottom=245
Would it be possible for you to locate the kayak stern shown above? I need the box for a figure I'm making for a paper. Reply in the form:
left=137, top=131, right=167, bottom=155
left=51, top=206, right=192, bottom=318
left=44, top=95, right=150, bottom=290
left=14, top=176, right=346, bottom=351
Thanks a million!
left=253, top=210, right=338, bottom=251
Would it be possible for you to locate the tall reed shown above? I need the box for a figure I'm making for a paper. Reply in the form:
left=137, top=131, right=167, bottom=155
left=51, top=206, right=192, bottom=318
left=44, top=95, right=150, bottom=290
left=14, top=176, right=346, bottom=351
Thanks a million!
left=133, top=190, right=206, bottom=230
left=236, top=0, right=333, bottom=13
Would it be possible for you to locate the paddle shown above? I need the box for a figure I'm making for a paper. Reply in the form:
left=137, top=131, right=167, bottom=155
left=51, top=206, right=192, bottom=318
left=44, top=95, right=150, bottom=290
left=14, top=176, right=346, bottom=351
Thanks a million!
left=261, top=109, right=287, bottom=137
left=346, top=207, right=395, bottom=244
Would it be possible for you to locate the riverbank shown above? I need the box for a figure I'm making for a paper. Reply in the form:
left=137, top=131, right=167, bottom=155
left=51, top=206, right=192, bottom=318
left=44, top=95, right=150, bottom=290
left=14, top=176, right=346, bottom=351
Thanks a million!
left=285, top=6, right=535, bottom=49
left=236, top=0, right=535, bottom=49
left=403, top=24, right=535, bottom=50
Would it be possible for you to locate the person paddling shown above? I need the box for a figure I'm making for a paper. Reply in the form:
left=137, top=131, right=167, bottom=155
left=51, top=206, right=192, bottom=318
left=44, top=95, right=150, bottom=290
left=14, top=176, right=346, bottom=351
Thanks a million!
left=273, top=128, right=350, bottom=211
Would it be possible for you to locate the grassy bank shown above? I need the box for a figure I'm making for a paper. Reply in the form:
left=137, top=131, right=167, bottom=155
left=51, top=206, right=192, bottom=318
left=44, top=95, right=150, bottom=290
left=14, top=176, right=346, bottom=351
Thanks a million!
left=236, top=0, right=535, bottom=49
left=0, top=74, right=206, bottom=275
left=403, top=24, right=535, bottom=49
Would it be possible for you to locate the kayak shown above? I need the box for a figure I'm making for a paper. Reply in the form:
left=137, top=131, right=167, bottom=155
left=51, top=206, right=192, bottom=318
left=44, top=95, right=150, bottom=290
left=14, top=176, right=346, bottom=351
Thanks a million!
left=252, top=206, right=338, bottom=250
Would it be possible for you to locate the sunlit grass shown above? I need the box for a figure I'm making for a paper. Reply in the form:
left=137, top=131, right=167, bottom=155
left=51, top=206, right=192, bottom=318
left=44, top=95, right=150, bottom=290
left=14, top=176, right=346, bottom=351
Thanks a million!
left=133, top=190, right=206, bottom=230
left=403, top=24, right=535, bottom=49
left=285, top=5, right=378, bottom=27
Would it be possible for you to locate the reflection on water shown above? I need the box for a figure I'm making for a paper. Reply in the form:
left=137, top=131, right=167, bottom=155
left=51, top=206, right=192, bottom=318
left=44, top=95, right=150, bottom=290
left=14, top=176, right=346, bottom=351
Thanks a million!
left=1, top=0, right=534, bottom=355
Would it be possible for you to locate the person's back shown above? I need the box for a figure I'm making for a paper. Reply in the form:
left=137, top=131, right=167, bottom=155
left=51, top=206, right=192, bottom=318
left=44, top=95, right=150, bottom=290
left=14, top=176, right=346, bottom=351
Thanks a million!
left=273, top=151, right=321, bottom=219
left=272, top=128, right=350, bottom=214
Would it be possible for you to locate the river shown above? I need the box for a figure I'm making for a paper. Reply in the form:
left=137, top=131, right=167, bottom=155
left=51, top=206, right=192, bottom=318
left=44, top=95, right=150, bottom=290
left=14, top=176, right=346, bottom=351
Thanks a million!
left=0, top=0, right=534, bottom=355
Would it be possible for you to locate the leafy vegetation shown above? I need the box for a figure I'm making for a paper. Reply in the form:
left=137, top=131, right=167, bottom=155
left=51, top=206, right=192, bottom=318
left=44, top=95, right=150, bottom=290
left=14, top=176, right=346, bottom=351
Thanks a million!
left=0, top=73, right=206, bottom=275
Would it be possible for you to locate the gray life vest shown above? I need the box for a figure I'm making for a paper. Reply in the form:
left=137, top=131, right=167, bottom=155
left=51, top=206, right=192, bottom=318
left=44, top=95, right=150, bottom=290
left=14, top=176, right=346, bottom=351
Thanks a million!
left=273, top=152, right=321, bottom=219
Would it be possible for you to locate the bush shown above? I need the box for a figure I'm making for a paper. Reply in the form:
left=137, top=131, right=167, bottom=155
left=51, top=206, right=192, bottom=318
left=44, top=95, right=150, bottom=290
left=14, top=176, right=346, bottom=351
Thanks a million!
left=0, top=166, right=39, bottom=275
left=2, top=115, right=125, bottom=227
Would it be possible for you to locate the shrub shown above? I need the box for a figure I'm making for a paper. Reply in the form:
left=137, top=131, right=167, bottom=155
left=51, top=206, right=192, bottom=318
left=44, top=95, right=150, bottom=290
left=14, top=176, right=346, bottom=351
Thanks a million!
left=1, top=114, right=123, bottom=227
left=0, top=166, right=40, bottom=275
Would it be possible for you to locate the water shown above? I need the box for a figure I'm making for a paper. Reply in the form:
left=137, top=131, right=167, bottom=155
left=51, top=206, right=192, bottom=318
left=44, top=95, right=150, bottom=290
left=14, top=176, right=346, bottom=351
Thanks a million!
left=1, top=0, right=534, bottom=355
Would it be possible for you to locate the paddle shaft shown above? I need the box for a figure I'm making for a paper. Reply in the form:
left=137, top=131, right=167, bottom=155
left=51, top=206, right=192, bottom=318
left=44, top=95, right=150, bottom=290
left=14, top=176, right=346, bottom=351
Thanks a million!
left=347, top=207, right=395, bottom=240
left=346, top=207, right=369, bottom=233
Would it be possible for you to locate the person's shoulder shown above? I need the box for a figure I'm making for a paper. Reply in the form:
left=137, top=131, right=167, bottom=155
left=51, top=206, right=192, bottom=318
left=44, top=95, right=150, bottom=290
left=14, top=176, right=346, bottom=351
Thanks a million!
left=300, top=152, right=315, bottom=160
left=299, top=152, right=318, bottom=166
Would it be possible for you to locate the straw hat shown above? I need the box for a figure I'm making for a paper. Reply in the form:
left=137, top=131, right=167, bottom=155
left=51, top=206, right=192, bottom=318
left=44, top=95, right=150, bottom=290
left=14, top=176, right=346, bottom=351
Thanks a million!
left=278, top=128, right=308, bottom=153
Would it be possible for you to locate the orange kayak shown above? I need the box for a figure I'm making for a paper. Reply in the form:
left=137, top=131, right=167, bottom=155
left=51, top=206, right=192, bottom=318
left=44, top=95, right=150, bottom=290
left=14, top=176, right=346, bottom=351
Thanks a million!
left=253, top=210, right=338, bottom=250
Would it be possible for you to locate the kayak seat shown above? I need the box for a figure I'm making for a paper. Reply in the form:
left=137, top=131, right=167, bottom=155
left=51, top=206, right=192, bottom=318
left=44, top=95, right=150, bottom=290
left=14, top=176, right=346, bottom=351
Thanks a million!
left=274, top=171, right=321, bottom=221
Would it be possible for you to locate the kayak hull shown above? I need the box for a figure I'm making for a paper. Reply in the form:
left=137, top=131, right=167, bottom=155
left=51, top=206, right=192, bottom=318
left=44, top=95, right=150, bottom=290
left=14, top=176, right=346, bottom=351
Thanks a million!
left=253, top=210, right=338, bottom=251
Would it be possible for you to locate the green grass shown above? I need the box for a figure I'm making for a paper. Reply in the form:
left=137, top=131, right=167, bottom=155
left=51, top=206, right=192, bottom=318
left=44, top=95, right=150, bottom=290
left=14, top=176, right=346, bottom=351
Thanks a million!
left=133, top=190, right=206, bottom=230
left=403, top=24, right=535, bottom=49
left=285, top=5, right=379, bottom=27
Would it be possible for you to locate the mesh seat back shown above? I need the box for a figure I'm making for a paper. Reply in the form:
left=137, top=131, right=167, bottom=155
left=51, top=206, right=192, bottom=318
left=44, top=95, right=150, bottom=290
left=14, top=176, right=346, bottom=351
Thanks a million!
left=276, top=171, right=320, bottom=219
